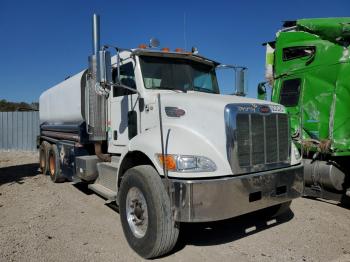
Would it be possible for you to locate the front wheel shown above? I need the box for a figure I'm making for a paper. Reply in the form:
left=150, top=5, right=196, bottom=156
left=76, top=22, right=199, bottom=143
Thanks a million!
left=119, top=165, right=179, bottom=259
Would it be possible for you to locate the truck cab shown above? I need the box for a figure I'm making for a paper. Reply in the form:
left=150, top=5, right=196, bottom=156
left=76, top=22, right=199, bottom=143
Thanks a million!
left=259, top=18, right=350, bottom=204
left=38, top=14, right=303, bottom=259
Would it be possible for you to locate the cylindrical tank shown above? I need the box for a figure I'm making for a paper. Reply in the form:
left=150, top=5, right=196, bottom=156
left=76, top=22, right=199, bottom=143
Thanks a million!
left=304, top=159, right=346, bottom=192
left=39, top=70, right=87, bottom=125
left=39, top=13, right=107, bottom=142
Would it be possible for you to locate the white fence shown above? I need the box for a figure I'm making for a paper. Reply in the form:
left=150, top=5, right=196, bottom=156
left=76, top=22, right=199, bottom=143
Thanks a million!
left=0, top=111, right=39, bottom=151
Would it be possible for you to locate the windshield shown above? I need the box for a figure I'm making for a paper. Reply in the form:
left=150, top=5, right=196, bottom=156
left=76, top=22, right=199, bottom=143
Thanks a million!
left=139, top=56, right=220, bottom=94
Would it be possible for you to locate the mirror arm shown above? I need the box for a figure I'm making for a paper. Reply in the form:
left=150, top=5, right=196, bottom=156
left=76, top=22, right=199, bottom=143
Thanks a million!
left=216, top=64, right=247, bottom=70
left=216, top=64, right=247, bottom=96
left=109, top=83, right=141, bottom=97
left=117, top=51, right=120, bottom=83
left=102, top=45, right=133, bottom=84
left=102, top=44, right=132, bottom=53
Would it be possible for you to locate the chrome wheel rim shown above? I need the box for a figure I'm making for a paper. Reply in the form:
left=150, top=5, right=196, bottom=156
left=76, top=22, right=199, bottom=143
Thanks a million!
left=126, top=187, right=148, bottom=238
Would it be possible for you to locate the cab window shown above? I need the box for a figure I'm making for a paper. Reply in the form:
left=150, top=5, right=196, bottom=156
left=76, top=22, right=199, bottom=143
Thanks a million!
left=279, top=78, right=301, bottom=107
left=282, top=46, right=315, bottom=61
left=113, top=62, right=136, bottom=97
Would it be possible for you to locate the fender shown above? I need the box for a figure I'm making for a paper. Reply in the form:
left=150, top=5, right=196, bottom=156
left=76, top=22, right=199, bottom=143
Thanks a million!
left=117, top=124, right=232, bottom=182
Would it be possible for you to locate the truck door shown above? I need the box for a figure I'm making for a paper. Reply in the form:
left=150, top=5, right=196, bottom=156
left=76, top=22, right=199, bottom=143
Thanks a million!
left=274, top=77, right=303, bottom=138
left=110, top=60, right=139, bottom=148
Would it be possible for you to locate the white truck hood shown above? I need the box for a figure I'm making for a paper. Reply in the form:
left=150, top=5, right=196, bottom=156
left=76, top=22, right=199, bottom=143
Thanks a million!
left=138, top=90, right=286, bottom=178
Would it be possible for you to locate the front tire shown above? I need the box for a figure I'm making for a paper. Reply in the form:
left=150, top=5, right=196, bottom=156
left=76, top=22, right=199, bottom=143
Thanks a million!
left=119, top=165, right=179, bottom=258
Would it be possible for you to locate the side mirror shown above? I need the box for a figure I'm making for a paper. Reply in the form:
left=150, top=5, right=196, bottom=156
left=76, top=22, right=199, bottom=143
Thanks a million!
left=98, top=50, right=112, bottom=87
left=215, top=65, right=248, bottom=96
left=235, top=68, right=247, bottom=96
left=257, top=82, right=267, bottom=100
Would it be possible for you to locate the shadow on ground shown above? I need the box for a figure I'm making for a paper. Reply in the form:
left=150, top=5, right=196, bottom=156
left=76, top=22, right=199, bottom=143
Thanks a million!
left=0, top=163, right=40, bottom=186
left=303, top=196, right=350, bottom=210
left=170, top=209, right=294, bottom=253
left=70, top=179, right=295, bottom=254
left=72, top=182, right=95, bottom=195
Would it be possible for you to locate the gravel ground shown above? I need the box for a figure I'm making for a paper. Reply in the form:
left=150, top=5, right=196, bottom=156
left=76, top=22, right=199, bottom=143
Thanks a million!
left=1, top=151, right=350, bottom=262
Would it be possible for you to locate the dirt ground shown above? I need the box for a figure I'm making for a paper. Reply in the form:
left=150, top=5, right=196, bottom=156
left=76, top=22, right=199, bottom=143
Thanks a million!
left=1, top=152, right=350, bottom=262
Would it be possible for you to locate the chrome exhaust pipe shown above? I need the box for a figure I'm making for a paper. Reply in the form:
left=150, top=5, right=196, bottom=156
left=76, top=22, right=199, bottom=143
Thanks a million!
left=92, top=14, right=100, bottom=55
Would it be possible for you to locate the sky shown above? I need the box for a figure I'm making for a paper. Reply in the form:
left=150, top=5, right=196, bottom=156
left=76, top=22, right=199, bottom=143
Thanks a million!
left=1, top=0, right=349, bottom=102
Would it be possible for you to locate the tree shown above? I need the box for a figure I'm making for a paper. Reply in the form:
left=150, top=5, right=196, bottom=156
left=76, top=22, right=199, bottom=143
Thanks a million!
left=0, top=99, right=38, bottom=111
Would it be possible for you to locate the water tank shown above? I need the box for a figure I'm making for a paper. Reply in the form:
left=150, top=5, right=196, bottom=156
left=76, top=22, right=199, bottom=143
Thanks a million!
left=39, top=70, right=87, bottom=125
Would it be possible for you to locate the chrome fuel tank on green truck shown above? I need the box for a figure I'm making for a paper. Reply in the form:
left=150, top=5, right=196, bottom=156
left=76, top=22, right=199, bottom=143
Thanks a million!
left=260, top=18, right=350, bottom=203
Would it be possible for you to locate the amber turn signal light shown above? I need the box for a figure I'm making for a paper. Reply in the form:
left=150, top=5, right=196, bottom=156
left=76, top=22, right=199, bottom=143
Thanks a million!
left=157, top=154, right=177, bottom=171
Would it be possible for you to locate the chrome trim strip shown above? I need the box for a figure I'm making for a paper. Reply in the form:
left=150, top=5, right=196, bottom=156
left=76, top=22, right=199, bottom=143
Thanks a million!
left=276, top=114, right=280, bottom=161
left=263, top=116, right=267, bottom=163
left=249, top=114, right=253, bottom=166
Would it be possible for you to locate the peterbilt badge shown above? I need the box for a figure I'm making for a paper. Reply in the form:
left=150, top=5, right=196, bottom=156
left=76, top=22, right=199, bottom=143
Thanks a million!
left=259, top=105, right=271, bottom=113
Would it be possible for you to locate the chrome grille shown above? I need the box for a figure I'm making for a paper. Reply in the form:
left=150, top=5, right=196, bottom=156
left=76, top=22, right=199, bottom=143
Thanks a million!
left=266, top=114, right=278, bottom=163
left=236, top=113, right=289, bottom=167
left=236, top=114, right=250, bottom=166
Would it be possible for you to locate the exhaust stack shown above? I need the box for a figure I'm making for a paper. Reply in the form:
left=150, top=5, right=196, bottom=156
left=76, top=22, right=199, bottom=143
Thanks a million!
left=92, top=14, right=100, bottom=56
left=86, top=13, right=107, bottom=142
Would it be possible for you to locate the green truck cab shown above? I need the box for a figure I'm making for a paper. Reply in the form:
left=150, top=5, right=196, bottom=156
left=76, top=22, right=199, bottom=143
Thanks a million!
left=260, top=18, right=350, bottom=203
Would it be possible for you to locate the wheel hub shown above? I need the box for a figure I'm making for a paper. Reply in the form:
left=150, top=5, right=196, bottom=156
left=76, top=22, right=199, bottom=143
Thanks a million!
left=126, top=187, right=148, bottom=238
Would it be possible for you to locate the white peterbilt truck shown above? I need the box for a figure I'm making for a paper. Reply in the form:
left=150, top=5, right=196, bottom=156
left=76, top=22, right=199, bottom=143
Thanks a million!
left=38, top=14, right=304, bottom=258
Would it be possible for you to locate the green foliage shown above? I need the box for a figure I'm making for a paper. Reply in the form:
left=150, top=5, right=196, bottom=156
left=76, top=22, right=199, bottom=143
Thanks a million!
left=0, top=99, right=38, bottom=112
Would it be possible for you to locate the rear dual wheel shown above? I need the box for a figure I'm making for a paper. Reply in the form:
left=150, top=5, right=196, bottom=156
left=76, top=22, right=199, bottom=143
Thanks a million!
left=48, top=144, right=65, bottom=183
left=39, top=141, right=50, bottom=175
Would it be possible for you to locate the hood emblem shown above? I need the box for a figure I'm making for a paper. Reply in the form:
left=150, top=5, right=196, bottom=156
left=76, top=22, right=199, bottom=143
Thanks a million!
left=259, top=105, right=271, bottom=114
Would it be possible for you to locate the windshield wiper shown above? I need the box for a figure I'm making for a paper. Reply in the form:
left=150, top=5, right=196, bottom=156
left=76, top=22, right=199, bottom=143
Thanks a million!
left=192, top=86, right=217, bottom=94
left=156, top=86, right=186, bottom=92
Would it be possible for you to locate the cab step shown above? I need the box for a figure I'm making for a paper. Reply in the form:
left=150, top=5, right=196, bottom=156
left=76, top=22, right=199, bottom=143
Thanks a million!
left=88, top=183, right=117, bottom=200
left=87, top=161, right=119, bottom=201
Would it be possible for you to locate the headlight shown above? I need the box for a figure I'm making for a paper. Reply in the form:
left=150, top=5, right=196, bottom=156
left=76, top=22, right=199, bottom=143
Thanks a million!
left=156, top=154, right=216, bottom=172
left=291, top=142, right=302, bottom=165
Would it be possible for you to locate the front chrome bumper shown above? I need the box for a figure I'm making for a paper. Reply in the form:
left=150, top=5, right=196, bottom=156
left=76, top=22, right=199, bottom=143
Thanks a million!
left=169, top=164, right=304, bottom=222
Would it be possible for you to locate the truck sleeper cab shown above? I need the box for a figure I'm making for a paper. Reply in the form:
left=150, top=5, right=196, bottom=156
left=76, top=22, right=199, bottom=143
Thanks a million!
left=38, top=14, right=303, bottom=259
left=260, top=18, right=350, bottom=204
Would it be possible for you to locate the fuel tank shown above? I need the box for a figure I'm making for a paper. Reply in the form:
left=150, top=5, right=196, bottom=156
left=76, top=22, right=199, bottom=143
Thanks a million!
left=304, top=159, right=346, bottom=192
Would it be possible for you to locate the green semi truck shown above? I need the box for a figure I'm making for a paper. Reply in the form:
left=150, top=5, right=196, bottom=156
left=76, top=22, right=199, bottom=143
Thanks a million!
left=259, top=18, right=350, bottom=204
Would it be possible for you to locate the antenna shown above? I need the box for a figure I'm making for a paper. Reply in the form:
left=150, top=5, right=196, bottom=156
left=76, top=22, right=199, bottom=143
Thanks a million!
left=183, top=12, right=187, bottom=50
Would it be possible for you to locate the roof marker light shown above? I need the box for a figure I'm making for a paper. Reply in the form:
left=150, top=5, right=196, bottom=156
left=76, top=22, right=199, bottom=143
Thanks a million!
left=175, top=48, right=184, bottom=52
